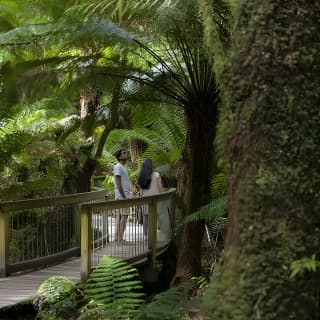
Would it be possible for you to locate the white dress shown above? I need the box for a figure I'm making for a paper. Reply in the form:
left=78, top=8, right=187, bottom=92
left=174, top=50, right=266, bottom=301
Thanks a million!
left=140, top=172, right=161, bottom=237
left=141, top=172, right=163, bottom=196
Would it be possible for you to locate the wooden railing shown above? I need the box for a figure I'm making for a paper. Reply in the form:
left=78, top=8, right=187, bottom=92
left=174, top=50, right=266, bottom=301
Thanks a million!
left=0, top=188, right=176, bottom=280
left=80, top=189, right=176, bottom=281
left=0, top=190, right=107, bottom=277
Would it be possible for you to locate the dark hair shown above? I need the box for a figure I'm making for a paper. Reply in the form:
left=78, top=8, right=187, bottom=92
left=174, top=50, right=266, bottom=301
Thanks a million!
left=138, top=158, right=153, bottom=189
left=114, top=149, right=125, bottom=161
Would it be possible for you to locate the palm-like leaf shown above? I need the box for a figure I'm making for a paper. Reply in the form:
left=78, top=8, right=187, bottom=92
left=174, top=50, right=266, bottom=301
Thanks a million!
left=0, top=1, right=19, bottom=32
left=105, top=103, right=185, bottom=176
left=136, top=282, right=192, bottom=320
left=211, top=172, right=227, bottom=199
left=184, top=173, right=227, bottom=223
left=71, top=0, right=164, bottom=24
left=82, top=256, right=144, bottom=319
left=184, top=196, right=227, bottom=224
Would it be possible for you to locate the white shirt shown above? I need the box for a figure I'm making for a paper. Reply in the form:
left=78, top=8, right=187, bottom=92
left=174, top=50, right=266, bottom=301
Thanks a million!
left=114, top=163, right=130, bottom=199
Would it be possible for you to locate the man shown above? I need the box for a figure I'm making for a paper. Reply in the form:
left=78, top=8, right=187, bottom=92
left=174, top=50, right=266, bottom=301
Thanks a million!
left=113, top=149, right=130, bottom=243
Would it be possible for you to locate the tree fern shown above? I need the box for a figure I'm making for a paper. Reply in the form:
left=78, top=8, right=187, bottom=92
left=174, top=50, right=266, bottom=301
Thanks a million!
left=82, top=256, right=144, bottom=319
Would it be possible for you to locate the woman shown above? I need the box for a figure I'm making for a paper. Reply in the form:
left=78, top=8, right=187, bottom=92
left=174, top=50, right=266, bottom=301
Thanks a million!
left=137, top=158, right=163, bottom=238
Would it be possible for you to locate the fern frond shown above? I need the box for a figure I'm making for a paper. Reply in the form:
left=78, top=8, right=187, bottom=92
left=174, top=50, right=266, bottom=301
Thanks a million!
left=83, top=256, right=144, bottom=319
left=0, top=1, right=19, bottom=32
left=211, top=172, right=227, bottom=199
left=136, top=282, right=192, bottom=320
left=184, top=196, right=227, bottom=224
left=70, top=0, right=163, bottom=24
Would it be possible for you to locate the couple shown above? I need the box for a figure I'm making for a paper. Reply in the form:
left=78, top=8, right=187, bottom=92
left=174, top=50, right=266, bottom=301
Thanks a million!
left=113, top=150, right=163, bottom=243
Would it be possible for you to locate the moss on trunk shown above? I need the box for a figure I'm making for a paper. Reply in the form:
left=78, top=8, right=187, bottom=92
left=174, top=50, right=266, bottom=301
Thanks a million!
left=205, top=1, right=320, bottom=319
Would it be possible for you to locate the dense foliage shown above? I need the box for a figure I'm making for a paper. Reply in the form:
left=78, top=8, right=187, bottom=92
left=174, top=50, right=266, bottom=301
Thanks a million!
left=1, top=0, right=319, bottom=319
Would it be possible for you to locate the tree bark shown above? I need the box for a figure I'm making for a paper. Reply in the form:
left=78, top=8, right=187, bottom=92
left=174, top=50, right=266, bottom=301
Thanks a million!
left=172, top=101, right=217, bottom=284
left=76, top=89, right=100, bottom=193
left=205, top=2, right=320, bottom=319
left=63, top=81, right=124, bottom=194
left=62, top=89, right=100, bottom=194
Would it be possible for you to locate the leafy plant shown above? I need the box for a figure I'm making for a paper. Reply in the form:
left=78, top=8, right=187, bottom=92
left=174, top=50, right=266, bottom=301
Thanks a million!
left=184, top=197, right=227, bottom=224
left=136, top=282, right=192, bottom=320
left=77, top=300, right=106, bottom=320
left=211, top=172, right=227, bottom=200
left=290, top=255, right=320, bottom=277
left=193, top=275, right=208, bottom=291
left=184, top=172, right=227, bottom=223
left=82, top=256, right=144, bottom=319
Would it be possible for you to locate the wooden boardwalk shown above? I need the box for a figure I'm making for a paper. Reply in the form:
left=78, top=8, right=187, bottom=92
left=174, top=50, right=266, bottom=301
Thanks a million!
left=0, top=239, right=169, bottom=309
left=0, top=190, right=175, bottom=310
left=0, top=257, right=80, bottom=308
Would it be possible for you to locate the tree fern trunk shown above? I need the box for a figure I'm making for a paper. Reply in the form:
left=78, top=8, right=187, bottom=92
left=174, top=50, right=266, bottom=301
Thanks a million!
left=172, top=102, right=217, bottom=284
left=205, top=2, right=320, bottom=319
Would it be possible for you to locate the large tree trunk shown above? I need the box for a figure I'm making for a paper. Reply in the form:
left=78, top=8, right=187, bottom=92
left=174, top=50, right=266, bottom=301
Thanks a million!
left=62, top=89, right=100, bottom=194
left=63, top=81, right=122, bottom=194
left=172, top=101, right=217, bottom=284
left=205, top=2, right=320, bottom=319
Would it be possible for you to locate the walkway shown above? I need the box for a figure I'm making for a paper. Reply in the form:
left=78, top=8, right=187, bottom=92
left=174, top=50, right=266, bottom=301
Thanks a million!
left=0, top=257, right=80, bottom=308
left=0, top=238, right=169, bottom=308
left=0, top=189, right=175, bottom=309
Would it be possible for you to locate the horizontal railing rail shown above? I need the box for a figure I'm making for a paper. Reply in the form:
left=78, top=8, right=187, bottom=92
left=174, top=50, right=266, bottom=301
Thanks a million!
left=80, top=189, right=176, bottom=281
left=0, top=189, right=107, bottom=277
left=0, top=188, right=176, bottom=281
left=0, top=190, right=107, bottom=213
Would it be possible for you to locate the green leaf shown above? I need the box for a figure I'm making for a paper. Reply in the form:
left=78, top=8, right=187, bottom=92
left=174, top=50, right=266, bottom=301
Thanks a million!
left=83, top=256, right=144, bottom=319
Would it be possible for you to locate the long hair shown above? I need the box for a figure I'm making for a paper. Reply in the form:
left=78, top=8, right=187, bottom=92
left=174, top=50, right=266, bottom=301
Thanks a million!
left=138, top=158, right=153, bottom=189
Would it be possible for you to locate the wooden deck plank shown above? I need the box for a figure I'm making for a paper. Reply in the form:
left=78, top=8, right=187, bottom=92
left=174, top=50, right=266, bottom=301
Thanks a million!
left=0, top=239, right=169, bottom=308
left=0, top=257, right=81, bottom=307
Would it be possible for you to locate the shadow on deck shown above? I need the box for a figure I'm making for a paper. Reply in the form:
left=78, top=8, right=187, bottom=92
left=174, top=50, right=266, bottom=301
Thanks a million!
left=0, top=238, right=171, bottom=308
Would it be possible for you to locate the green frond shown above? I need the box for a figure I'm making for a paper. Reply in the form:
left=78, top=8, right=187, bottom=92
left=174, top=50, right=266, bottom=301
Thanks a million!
left=70, top=0, right=163, bottom=24
left=211, top=172, right=227, bottom=199
left=0, top=1, right=19, bottom=32
left=106, top=128, right=160, bottom=154
left=0, top=23, right=52, bottom=45
left=61, top=17, right=134, bottom=48
left=0, top=128, right=29, bottom=172
left=0, top=15, right=133, bottom=47
left=83, top=256, right=144, bottom=319
left=184, top=196, right=227, bottom=224
left=136, top=282, right=192, bottom=320
left=290, top=255, right=320, bottom=278
left=132, top=30, right=218, bottom=113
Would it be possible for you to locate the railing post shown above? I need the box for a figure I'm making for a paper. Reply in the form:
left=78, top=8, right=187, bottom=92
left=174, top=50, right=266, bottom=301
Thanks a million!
left=74, top=204, right=81, bottom=249
left=80, top=206, right=92, bottom=282
left=169, top=194, right=176, bottom=237
left=148, top=200, right=157, bottom=270
left=0, top=212, right=8, bottom=277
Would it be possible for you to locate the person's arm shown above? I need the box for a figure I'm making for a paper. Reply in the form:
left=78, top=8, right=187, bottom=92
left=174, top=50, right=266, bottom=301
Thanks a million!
left=115, top=175, right=126, bottom=198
